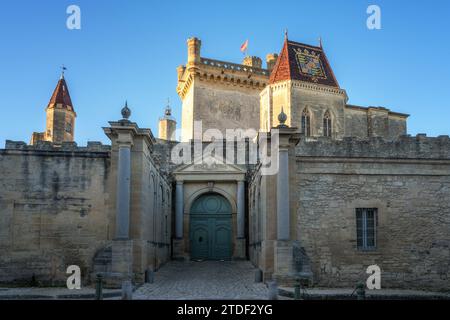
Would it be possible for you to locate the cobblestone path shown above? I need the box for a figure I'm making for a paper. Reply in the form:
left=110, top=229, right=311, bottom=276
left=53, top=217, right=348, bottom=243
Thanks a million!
left=133, top=260, right=269, bottom=300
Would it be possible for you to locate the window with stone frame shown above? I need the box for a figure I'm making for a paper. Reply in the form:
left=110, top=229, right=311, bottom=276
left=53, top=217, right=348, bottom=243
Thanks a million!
left=323, top=111, right=332, bottom=137
left=356, top=208, right=378, bottom=250
left=65, top=121, right=73, bottom=133
left=301, top=108, right=311, bottom=136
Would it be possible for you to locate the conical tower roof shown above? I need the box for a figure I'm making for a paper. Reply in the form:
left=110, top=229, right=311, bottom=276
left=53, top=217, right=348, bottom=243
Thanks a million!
left=48, top=74, right=74, bottom=110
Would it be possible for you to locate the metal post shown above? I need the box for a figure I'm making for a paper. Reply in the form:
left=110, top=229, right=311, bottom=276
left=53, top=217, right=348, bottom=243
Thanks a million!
left=145, top=268, right=154, bottom=284
left=95, top=274, right=103, bottom=300
left=254, top=269, right=263, bottom=283
left=268, top=281, right=278, bottom=300
left=356, top=283, right=366, bottom=300
left=294, top=277, right=301, bottom=300
left=122, top=280, right=133, bottom=300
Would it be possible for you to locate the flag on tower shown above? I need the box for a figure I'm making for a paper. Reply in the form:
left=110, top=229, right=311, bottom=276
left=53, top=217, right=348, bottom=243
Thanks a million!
left=240, top=39, right=249, bottom=54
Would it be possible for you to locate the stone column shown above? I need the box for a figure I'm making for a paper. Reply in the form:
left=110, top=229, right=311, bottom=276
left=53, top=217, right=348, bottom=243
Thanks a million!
left=115, top=142, right=132, bottom=239
left=175, top=181, right=184, bottom=239
left=237, top=180, right=245, bottom=238
left=277, top=148, right=290, bottom=240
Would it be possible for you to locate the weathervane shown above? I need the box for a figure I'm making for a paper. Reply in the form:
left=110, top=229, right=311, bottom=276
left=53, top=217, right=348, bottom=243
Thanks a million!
left=60, top=65, right=67, bottom=79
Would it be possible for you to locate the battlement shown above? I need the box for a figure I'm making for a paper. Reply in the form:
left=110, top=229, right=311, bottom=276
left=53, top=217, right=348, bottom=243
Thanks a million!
left=200, top=57, right=269, bottom=77
left=2, top=140, right=111, bottom=154
left=295, top=134, right=450, bottom=159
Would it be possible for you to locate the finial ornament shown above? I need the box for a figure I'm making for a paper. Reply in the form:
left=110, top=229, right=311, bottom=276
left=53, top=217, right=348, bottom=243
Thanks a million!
left=278, top=107, right=288, bottom=128
left=319, top=37, right=323, bottom=48
left=284, top=29, right=288, bottom=40
left=165, top=98, right=172, bottom=116
left=121, top=100, right=131, bottom=120
left=60, top=65, right=67, bottom=79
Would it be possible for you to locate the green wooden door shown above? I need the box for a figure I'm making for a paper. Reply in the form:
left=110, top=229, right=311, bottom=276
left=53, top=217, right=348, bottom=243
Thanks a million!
left=190, top=193, right=232, bottom=260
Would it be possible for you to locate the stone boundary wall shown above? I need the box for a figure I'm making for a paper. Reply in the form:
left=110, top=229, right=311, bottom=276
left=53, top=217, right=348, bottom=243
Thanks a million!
left=294, top=135, right=450, bottom=290
left=295, top=134, right=450, bottom=159
left=0, top=141, right=111, bottom=285
left=4, top=140, right=111, bottom=153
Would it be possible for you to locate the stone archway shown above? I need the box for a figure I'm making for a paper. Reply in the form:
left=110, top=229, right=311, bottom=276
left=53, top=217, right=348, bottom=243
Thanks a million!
left=189, top=193, right=232, bottom=261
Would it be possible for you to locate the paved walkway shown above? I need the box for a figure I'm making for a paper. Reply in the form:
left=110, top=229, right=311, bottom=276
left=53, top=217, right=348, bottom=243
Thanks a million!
left=0, top=287, right=121, bottom=300
left=278, top=286, right=450, bottom=300
left=3, top=260, right=447, bottom=300
left=133, top=260, right=269, bottom=300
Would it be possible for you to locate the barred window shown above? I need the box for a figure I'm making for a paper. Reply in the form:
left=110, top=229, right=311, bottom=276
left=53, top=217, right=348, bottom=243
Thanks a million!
left=301, top=108, right=311, bottom=136
left=356, top=208, right=378, bottom=250
left=323, top=111, right=332, bottom=137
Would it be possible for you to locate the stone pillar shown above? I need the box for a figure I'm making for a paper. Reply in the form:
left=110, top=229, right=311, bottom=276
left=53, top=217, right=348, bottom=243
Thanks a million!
left=235, top=180, right=246, bottom=259
left=270, top=119, right=303, bottom=286
left=237, top=180, right=245, bottom=239
left=277, top=148, right=290, bottom=241
left=116, top=141, right=132, bottom=239
left=175, top=181, right=184, bottom=239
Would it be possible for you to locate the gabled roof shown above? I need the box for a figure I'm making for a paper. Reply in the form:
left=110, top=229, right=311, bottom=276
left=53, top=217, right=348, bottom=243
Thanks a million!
left=48, top=76, right=74, bottom=110
left=269, top=38, right=339, bottom=88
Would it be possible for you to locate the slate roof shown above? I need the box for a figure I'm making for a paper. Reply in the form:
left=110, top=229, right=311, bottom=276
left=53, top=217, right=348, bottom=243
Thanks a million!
left=269, top=38, right=339, bottom=88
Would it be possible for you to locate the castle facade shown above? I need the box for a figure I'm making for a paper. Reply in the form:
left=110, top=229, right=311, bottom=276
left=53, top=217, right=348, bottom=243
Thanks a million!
left=1, top=35, right=449, bottom=290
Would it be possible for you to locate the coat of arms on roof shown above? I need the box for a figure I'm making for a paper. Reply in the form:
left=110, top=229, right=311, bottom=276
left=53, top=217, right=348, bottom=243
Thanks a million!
left=293, top=48, right=327, bottom=82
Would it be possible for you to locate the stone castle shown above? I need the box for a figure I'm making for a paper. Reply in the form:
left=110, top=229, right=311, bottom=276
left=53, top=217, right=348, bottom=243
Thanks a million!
left=1, top=35, right=449, bottom=290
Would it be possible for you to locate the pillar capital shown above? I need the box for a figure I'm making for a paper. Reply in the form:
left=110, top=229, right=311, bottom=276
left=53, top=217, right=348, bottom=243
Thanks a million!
left=117, top=131, right=134, bottom=148
left=277, top=127, right=300, bottom=150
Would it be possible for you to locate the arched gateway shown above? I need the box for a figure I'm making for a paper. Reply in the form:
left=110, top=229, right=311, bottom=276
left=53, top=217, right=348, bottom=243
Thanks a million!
left=190, top=193, right=232, bottom=260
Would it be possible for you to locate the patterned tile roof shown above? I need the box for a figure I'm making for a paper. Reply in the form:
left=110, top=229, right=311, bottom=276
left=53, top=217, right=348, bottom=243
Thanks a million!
left=269, top=39, right=339, bottom=88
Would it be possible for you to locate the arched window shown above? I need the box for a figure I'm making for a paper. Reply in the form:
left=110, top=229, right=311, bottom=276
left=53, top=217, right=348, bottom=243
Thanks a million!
left=323, top=111, right=332, bottom=137
left=301, top=108, right=311, bottom=136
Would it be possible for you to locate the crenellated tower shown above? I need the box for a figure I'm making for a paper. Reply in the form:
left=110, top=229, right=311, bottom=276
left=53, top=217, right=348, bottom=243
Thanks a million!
left=176, top=37, right=271, bottom=142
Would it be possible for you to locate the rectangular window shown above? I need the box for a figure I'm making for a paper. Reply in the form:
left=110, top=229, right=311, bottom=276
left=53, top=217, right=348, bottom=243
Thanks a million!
left=356, top=208, right=378, bottom=250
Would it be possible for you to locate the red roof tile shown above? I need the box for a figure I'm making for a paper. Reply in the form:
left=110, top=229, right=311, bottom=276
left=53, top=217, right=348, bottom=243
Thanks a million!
left=48, top=77, right=73, bottom=109
left=269, top=39, right=339, bottom=88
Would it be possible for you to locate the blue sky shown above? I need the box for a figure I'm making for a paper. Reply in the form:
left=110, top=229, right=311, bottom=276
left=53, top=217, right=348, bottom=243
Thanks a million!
left=0, top=0, right=449, bottom=146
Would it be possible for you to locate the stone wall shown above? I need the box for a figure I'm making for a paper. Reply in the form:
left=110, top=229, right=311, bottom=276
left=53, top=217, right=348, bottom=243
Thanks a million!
left=291, top=83, right=347, bottom=138
left=188, top=79, right=261, bottom=140
left=0, top=141, right=111, bottom=285
left=294, top=135, right=450, bottom=290
left=344, top=105, right=408, bottom=140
